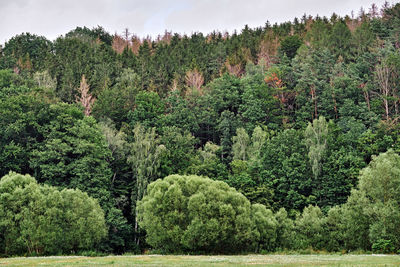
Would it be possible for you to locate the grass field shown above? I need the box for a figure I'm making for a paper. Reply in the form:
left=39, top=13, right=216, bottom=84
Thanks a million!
left=1, top=254, right=400, bottom=266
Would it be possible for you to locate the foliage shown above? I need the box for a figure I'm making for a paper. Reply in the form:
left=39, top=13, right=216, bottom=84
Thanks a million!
left=138, top=175, right=256, bottom=253
left=0, top=172, right=106, bottom=256
left=2, top=4, right=400, bottom=254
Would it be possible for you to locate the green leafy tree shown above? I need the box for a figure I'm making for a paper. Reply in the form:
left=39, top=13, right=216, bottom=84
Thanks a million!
left=305, top=116, right=328, bottom=187
left=340, top=150, right=400, bottom=252
left=128, top=91, right=164, bottom=128
left=93, top=68, right=140, bottom=127
left=187, top=142, right=229, bottom=181
left=30, top=107, right=113, bottom=206
left=328, top=21, right=352, bottom=61
left=250, top=204, right=277, bottom=252
left=137, top=175, right=255, bottom=253
left=232, top=127, right=250, bottom=161
left=293, top=205, right=327, bottom=250
left=127, top=123, right=166, bottom=245
left=261, top=129, right=313, bottom=211
left=274, top=208, right=295, bottom=250
left=159, top=126, right=197, bottom=177
left=1, top=33, right=52, bottom=72
left=0, top=172, right=106, bottom=256
left=279, top=35, right=303, bottom=59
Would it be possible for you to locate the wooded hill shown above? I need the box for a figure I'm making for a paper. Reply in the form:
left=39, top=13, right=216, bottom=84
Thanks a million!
left=1, top=2, right=400, bottom=255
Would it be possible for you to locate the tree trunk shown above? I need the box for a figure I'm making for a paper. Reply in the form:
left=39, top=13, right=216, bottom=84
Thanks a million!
left=363, top=91, right=371, bottom=111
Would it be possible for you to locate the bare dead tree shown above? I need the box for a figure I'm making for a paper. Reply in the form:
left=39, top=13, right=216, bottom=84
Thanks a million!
left=375, top=63, right=391, bottom=120
left=185, top=69, right=204, bottom=92
left=112, top=34, right=127, bottom=54
left=123, top=28, right=131, bottom=43
left=224, top=61, right=242, bottom=77
left=369, top=3, right=379, bottom=18
left=76, top=75, right=95, bottom=116
left=131, top=34, right=142, bottom=55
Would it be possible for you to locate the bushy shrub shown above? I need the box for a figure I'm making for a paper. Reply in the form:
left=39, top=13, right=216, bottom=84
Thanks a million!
left=0, top=172, right=107, bottom=256
left=138, top=174, right=276, bottom=253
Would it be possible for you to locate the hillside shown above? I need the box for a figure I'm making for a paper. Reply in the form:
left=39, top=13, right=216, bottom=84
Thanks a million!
left=1, top=2, right=400, bottom=255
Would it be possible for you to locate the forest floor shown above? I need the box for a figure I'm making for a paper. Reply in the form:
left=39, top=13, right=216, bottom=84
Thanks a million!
left=1, top=254, right=400, bottom=266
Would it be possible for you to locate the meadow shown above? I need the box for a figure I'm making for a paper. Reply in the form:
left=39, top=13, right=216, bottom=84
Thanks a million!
left=1, top=254, right=400, bottom=266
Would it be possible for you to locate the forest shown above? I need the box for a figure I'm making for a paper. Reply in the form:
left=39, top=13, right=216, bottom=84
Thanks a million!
left=1, top=2, right=400, bottom=256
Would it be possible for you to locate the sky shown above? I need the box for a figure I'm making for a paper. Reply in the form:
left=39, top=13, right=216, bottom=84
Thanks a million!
left=0, top=0, right=392, bottom=44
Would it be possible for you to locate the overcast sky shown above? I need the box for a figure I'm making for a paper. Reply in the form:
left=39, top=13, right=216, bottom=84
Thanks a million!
left=0, top=0, right=391, bottom=44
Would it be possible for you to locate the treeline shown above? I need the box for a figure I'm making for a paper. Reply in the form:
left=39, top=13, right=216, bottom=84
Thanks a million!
left=1, top=2, right=400, bottom=255
left=139, top=150, right=400, bottom=254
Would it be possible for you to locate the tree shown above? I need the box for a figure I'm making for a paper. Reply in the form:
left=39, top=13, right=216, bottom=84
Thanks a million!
left=341, top=150, right=400, bottom=252
left=76, top=75, right=95, bottom=116
left=0, top=172, right=106, bottom=256
left=261, top=129, right=313, bottom=211
left=293, top=48, right=335, bottom=123
left=328, top=21, right=352, bottom=61
left=185, top=68, right=204, bottom=93
left=239, top=68, right=282, bottom=131
left=127, top=123, right=166, bottom=245
left=0, top=90, right=49, bottom=177
left=232, top=128, right=250, bottom=161
left=159, top=126, right=197, bottom=177
left=29, top=107, right=113, bottom=206
left=250, top=203, right=277, bottom=252
left=0, top=33, right=52, bottom=72
left=186, top=142, right=229, bottom=181
left=49, top=36, right=119, bottom=102
left=137, top=175, right=255, bottom=253
left=305, top=116, right=328, bottom=187
left=274, top=208, right=295, bottom=250
left=293, top=205, right=327, bottom=250
left=92, top=68, right=140, bottom=126
left=279, top=35, right=303, bottom=59
left=128, top=91, right=164, bottom=128
left=229, top=126, right=272, bottom=207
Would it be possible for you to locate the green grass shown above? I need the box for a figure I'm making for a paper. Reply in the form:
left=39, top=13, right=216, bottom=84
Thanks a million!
left=1, top=254, right=400, bottom=266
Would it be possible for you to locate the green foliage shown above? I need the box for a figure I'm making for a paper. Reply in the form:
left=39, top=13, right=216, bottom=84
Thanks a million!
left=29, top=107, right=113, bottom=206
left=137, top=175, right=255, bottom=253
left=261, top=129, right=312, bottom=211
left=372, top=239, right=395, bottom=254
left=293, top=205, right=327, bottom=250
left=274, top=208, right=295, bottom=250
left=239, top=71, right=282, bottom=131
left=328, top=21, right=352, bottom=61
left=251, top=204, right=277, bottom=252
left=49, top=36, right=119, bottom=102
left=128, top=91, right=164, bottom=128
left=159, top=126, right=197, bottom=176
left=1, top=33, right=52, bottom=71
left=187, top=142, right=229, bottom=181
left=305, top=116, right=328, bottom=184
left=0, top=172, right=106, bottom=256
left=279, top=35, right=303, bottom=59
left=65, top=26, right=113, bottom=45
left=340, top=150, right=400, bottom=252
left=3, top=6, right=400, bottom=254
left=340, top=189, right=371, bottom=251
left=128, top=123, right=166, bottom=245
left=232, top=128, right=250, bottom=161
left=93, top=69, right=140, bottom=126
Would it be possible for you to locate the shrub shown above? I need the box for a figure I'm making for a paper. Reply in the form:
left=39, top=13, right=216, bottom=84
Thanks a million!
left=138, top=174, right=262, bottom=253
left=0, top=172, right=107, bottom=256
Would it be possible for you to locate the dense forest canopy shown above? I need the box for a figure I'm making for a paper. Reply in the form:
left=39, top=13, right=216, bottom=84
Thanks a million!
left=2, top=2, right=400, bottom=255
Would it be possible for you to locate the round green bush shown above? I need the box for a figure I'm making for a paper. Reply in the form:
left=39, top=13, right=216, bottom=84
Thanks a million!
left=0, top=172, right=107, bottom=256
left=137, top=175, right=255, bottom=253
